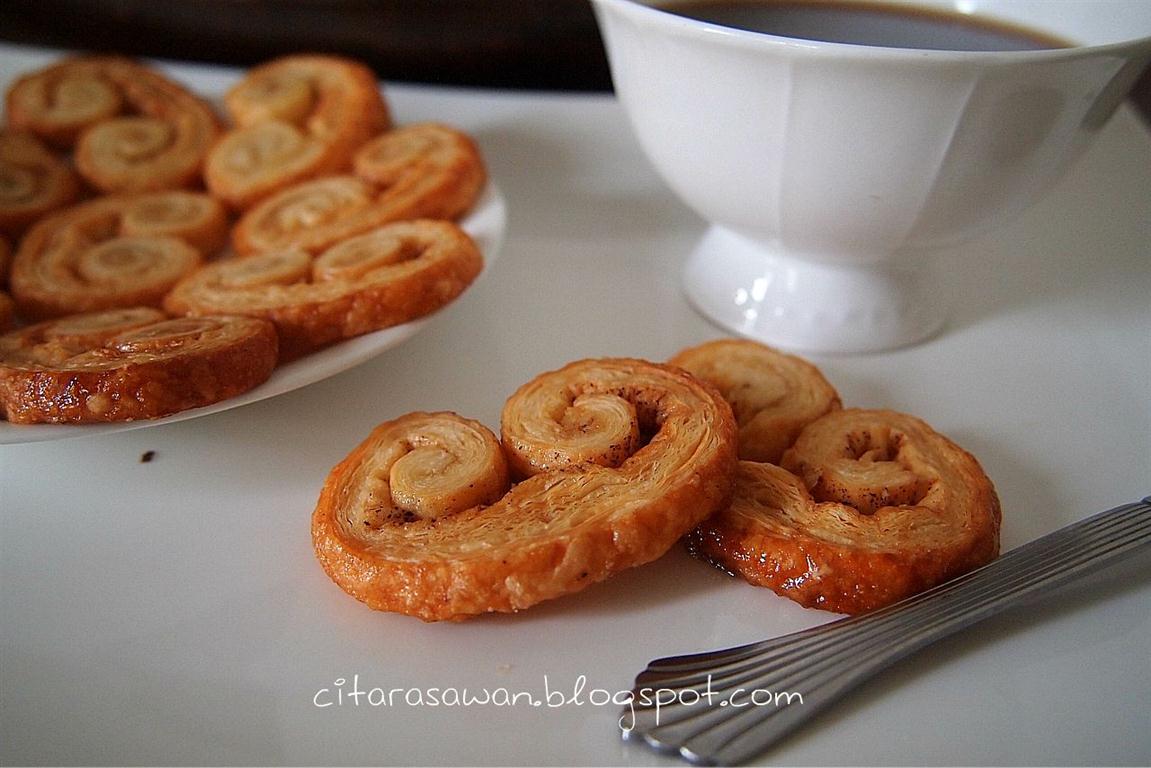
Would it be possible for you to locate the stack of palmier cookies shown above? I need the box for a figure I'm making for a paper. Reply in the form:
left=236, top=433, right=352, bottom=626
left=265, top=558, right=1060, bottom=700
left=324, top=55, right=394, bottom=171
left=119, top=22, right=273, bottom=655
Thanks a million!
left=312, top=340, right=1001, bottom=622
left=0, top=54, right=489, bottom=423
left=671, top=340, right=1001, bottom=616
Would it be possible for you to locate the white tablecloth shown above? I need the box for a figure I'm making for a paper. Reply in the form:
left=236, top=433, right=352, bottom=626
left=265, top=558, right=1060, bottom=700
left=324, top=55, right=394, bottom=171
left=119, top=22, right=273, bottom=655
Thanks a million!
left=1, top=43, right=1149, bottom=766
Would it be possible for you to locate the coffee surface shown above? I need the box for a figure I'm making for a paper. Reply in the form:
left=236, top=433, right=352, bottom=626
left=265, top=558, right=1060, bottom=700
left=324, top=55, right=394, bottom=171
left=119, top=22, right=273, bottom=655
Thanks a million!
left=659, top=0, right=1073, bottom=51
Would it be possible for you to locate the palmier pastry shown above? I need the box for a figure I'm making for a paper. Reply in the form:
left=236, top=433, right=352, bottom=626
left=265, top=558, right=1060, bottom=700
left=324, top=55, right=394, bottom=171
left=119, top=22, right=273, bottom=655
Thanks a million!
left=232, top=122, right=486, bottom=255
left=0, top=308, right=277, bottom=423
left=205, top=55, right=391, bottom=209
left=312, top=358, right=740, bottom=621
left=689, top=409, right=1001, bottom=614
left=669, top=339, right=841, bottom=464
left=10, top=191, right=227, bottom=319
left=0, top=129, right=82, bottom=236
left=5, top=56, right=220, bottom=192
left=165, top=218, right=482, bottom=359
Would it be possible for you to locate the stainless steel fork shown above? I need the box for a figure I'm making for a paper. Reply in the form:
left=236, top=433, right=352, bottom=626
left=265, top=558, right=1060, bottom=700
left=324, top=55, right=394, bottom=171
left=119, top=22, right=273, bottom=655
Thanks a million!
left=621, top=496, right=1151, bottom=766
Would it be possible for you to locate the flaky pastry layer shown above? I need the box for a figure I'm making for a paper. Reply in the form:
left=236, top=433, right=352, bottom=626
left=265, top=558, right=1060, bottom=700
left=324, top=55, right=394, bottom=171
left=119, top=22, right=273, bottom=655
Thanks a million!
left=165, top=218, right=482, bottom=359
left=312, top=358, right=740, bottom=621
left=232, top=122, right=486, bottom=255
left=0, top=129, right=82, bottom=236
left=5, top=56, right=221, bottom=193
left=0, top=308, right=277, bottom=423
left=690, top=409, right=1001, bottom=614
left=670, top=338, right=841, bottom=464
left=10, top=192, right=227, bottom=319
left=205, top=54, right=391, bottom=209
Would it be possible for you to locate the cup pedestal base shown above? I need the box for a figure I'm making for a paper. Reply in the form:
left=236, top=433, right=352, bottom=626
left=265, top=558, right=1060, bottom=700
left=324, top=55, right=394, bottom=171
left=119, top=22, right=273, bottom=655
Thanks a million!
left=683, top=226, right=947, bottom=354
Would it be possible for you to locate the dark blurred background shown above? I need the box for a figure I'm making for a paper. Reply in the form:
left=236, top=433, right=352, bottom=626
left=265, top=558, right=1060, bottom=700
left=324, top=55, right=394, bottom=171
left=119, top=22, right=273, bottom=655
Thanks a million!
left=0, top=0, right=612, bottom=91
left=0, top=0, right=1147, bottom=119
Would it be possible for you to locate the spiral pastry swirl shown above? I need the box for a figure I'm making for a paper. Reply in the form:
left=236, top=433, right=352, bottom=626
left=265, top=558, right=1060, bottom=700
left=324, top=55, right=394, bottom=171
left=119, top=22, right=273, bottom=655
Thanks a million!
left=312, top=358, right=740, bottom=621
left=670, top=339, right=842, bottom=463
left=232, top=122, right=486, bottom=255
left=10, top=192, right=227, bottom=319
left=0, top=308, right=278, bottom=423
left=204, top=55, right=391, bottom=209
left=690, top=408, right=1001, bottom=614
left=5, top=56, right=221, bottom=193
left=166, top=218, right=482, bottom=359
left=0, top=129, right=82, bottom=236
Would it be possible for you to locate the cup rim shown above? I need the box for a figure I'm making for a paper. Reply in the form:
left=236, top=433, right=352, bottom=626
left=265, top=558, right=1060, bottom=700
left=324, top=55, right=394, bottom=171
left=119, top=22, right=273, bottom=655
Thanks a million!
left=591, top=0, right=1151, bottom=61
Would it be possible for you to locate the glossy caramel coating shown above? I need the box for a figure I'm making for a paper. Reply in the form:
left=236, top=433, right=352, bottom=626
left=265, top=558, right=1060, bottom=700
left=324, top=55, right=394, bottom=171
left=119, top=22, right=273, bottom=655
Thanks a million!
left=690, top=409, right=1001, bottom=614
left=312, top=358, right=739, bottom=621
left=0, top=309, right=277, bottom=423
left=232, top=122, right=485, bottom=255
left=0, top=129, right=82, bottom=237
left=5, top=56, right=221, bottom=192
left=205, top=54, right=391, bottom=209
left=10, top=192, right=227, bottom=319
left=670, top=338, right=841, bottom=463
left=165, top=219, right=482, bottom=359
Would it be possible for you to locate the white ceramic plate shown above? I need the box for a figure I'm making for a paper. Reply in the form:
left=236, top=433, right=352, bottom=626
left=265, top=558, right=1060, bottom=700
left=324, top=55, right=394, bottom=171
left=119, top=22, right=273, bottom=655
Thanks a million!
left=0, top=181, right=506, bottom=445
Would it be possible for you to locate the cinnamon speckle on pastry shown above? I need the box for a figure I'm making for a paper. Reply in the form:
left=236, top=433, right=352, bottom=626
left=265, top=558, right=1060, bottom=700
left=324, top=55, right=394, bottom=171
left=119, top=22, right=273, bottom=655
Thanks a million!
left=312, top=359, right=739, bottom=621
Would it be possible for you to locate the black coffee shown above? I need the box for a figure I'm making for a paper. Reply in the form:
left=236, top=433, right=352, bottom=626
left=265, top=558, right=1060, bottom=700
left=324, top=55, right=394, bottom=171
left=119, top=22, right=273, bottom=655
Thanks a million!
left=659, top=0, right=1073, bottom=51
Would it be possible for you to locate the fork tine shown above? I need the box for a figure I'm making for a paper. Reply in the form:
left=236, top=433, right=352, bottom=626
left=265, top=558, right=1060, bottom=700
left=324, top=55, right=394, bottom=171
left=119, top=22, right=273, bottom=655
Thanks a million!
left=639, top=498, right=1151, bottom=689
left=620, top=498, right=1151, bottom=766
left=649, top=499, right=1151, bottom=686
left=639, top=498, right=1151, bottom=698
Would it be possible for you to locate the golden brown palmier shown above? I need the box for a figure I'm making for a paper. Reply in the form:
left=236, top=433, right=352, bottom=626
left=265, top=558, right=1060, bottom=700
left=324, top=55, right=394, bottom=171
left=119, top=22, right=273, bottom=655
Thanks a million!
left=0, top=306, right=165, bottom=366
left=670, top=339, right=841, bottom=464
left=204, top=54, right=390, bottom=209
left=5, top=56, right=220, bottom=192
left=0, top=129, right=82, bottom=236
left=231, top=122, right=485, bottom=255
left=165, top=218, right=482, bottom=359
left=312, top=358, right=740, bottom=621
left=689, top=409, right=1001, bottom=615
left=0, top=309, right=277, bottom=423
left=10, top=192, right=227, bottom=319
left=117, top=189, right=230, bottom=256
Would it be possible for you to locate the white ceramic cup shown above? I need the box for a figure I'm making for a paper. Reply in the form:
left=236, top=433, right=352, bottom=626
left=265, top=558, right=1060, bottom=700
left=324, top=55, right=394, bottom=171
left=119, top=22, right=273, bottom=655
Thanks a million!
left=591, top=0, right=1151, bottom=352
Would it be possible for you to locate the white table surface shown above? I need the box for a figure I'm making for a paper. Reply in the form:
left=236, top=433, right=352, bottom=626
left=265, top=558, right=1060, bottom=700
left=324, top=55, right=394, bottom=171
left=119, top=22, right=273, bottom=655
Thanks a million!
left=1, top=44, right=1149, bottom=767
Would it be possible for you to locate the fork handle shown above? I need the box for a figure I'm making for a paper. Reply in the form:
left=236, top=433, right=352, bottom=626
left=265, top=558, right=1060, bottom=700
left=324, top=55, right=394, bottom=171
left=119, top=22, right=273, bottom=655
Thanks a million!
left=625, top=497, right=1151, bottom=766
